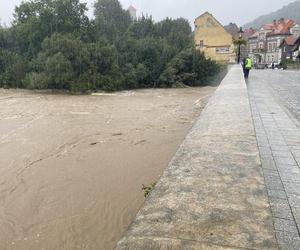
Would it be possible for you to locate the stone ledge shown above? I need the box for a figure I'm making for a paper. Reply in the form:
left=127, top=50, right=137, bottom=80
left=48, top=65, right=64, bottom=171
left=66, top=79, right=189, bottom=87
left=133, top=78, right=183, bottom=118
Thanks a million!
left=117, top=236, right=248, bottom=250
left=116, top=65, right=277, bottom=250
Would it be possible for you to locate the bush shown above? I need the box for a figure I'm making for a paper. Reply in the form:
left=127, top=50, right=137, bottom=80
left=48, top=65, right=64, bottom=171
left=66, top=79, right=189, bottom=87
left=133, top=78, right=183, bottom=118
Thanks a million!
left=159, top=48, right=220, bottom=87
left=70, top=81, right=91, bottom=93
left=281, top=58, right=296, bottom=69
left=23, top=72, right=48, bottom=89
left=45, top=53, right=74, bottom=89
left=0, top=50, right=28, bottom=88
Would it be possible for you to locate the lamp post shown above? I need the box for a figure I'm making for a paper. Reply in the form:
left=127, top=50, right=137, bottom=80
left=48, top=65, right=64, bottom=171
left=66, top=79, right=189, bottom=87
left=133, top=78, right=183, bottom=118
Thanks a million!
left=237, top=27, right=244, bottom=64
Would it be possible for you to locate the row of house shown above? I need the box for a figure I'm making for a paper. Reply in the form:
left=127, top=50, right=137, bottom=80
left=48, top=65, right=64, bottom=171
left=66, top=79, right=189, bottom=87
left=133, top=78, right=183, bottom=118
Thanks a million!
left=194, top=12, right=300, bottom=65
left=248, top=19, right=300, bottom=64
left=127, top=8, right=300, bottom=65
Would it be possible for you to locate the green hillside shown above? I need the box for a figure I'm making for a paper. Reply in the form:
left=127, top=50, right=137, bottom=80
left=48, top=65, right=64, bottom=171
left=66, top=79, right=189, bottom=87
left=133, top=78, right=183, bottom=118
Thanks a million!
left=244, top=0, right=300, bottom=28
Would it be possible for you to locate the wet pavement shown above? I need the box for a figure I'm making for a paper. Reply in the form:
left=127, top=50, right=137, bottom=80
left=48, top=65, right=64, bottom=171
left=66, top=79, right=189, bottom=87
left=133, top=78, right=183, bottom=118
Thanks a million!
left=248, top=69, right=300, bottom=249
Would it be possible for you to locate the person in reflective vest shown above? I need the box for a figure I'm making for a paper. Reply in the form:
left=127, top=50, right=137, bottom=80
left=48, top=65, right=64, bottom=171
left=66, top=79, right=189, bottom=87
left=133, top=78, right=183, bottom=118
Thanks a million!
left=244, top=56, right=253, bottom=79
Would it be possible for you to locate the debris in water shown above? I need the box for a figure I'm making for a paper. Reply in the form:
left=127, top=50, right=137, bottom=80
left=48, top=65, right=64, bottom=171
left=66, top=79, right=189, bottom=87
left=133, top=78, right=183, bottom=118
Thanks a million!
left=112, top=133, right=123, bottom=136
left=134, top=139, right=147, bottom=145
left=142, top=182, right=156, bottom=197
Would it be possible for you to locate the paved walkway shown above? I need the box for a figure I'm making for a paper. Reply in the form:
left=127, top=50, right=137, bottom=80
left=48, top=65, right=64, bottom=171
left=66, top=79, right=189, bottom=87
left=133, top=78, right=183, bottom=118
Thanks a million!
left=260, top=70, right=300, bottom=121
left=117, top=66, right=277, bottom=249
left=248, top=70, right=300, bottom=250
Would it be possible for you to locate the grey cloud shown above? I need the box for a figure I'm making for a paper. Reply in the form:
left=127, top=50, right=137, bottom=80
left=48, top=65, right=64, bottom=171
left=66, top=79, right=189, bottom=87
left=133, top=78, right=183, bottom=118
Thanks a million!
left=0, top=0, right=296, bottom=27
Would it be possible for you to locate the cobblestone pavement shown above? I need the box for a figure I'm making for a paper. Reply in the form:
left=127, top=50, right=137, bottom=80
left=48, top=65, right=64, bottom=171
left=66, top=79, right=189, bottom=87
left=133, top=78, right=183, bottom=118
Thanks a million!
left=248, top=69, right=300, bottom=250
left=264, top=70, right=300, bottom=121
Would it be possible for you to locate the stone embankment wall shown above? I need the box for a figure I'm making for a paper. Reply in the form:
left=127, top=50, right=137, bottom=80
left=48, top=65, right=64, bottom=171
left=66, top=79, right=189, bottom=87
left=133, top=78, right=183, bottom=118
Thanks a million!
left=287, top=64, right=300, bottom=70
left=116, top=65, right=277, bottom=249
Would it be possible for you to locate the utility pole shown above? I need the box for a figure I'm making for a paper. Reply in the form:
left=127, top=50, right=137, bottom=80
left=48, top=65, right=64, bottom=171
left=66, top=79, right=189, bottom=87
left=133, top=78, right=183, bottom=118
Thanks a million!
left=237, top=27, right=244, bottom=64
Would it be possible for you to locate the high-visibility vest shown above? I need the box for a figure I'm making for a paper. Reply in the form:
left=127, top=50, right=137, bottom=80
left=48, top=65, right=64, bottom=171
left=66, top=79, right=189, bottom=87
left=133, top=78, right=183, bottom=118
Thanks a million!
left=245, top=58, right=252, bottom=69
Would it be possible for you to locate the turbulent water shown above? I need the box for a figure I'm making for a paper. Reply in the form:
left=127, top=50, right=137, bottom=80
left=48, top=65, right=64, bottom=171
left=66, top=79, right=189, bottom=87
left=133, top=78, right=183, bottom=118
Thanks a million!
left=0, top=87, right=215, bottom=250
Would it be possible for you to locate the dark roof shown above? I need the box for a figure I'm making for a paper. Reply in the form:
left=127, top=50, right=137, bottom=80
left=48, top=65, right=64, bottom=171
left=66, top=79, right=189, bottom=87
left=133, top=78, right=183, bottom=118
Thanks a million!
left=224, top=23, right=240, bottom=39
left=285, top=36, right=299, bottom=45
left=265, top=19, right=296, bottom=36
left=243, top=28, right=257, bottom=39
left=248, top=19, right=297, bottom=39
left=280, top=35, right=300, bottom=47
left=249, top=31, right=259, bottom=39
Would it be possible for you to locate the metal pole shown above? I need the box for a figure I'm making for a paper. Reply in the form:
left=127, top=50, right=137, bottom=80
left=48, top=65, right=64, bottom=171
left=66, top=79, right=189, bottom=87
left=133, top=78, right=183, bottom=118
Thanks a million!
left=238, top=27, right=243, bottom=64
left=238, top=44, right=241, bottom=64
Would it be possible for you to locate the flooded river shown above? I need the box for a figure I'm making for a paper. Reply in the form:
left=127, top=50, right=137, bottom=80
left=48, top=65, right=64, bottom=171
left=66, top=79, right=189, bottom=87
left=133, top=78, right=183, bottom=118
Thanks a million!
left=0, top=87, right=215, bottom=250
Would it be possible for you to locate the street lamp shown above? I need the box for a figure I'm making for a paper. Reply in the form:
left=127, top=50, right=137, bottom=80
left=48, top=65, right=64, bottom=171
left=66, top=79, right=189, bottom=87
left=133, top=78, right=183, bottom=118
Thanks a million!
left=237, top=27, right=244, bottom=64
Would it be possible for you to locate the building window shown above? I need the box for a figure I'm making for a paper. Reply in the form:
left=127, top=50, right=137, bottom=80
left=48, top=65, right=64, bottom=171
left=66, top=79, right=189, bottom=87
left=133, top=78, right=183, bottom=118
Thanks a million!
left=269, top=43, right=272, bottom=52
left=200, top=40, right=204, bottom=47
left=259, top=33, right=265, bottom=40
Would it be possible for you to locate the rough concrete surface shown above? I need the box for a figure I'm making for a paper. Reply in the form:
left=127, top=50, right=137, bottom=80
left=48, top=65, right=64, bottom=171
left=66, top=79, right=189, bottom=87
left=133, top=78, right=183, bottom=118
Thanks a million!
left=116, top=66, right=277, bottom=250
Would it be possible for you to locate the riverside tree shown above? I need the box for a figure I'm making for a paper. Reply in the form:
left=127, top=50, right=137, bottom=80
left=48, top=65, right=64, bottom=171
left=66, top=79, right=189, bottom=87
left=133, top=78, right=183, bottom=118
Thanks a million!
left=0, top=0, right=220, bottom=92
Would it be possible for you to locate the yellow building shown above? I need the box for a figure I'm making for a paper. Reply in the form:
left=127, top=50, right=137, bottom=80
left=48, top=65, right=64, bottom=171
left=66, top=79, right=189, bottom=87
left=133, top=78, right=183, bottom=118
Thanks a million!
left=194, top=12, right=236, bottom=63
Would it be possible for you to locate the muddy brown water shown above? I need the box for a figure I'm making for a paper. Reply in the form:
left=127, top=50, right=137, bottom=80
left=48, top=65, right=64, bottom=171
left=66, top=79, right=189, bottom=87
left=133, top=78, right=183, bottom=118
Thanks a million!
left=0, top=87, right=216, bottom=250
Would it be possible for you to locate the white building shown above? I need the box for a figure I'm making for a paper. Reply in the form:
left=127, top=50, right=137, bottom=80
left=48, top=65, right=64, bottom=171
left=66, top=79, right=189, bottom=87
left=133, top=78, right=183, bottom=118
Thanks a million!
left=128, top=5, right=137, bottom=20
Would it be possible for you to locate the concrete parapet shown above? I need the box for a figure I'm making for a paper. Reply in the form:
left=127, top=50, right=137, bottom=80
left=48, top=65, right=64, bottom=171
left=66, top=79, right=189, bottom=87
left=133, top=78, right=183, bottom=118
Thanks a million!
left=116, top=65, right=277, bottom=249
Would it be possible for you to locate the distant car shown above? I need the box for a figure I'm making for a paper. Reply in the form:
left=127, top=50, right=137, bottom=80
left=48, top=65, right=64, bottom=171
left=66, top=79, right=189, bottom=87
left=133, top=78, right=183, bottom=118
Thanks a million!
left=266, top=63, right=281, bottom=69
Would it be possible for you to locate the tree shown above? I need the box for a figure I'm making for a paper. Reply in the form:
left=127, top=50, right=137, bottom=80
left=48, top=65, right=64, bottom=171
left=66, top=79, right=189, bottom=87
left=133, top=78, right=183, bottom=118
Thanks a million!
left=160, top=48, right=220, bottom=87
left=45, top=52, right=74, bottom=89
left=127, top=15, right=156, bottom=39
left=1, top=0, right=220, bottom=92
left=0, top=50, right=28, bottom=88
left=156, top=18, right=192, bottom=50
left=94, top=0, right=132, bottom=42
left=233, top=37, right=247, bottom=47
left=12, top=0, right=90, bottom=57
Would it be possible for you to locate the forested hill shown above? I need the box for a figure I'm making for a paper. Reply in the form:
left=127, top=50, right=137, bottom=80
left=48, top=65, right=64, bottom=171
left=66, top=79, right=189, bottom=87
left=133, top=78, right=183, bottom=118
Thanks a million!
left=0, top=0, right=219, bottom=93
left=244, top=0, right=300, bottom=29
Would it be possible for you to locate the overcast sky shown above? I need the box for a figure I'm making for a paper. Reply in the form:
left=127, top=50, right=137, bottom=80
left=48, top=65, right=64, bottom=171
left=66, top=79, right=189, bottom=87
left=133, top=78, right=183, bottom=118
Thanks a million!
left=0, top=0, right=297, bottom=27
